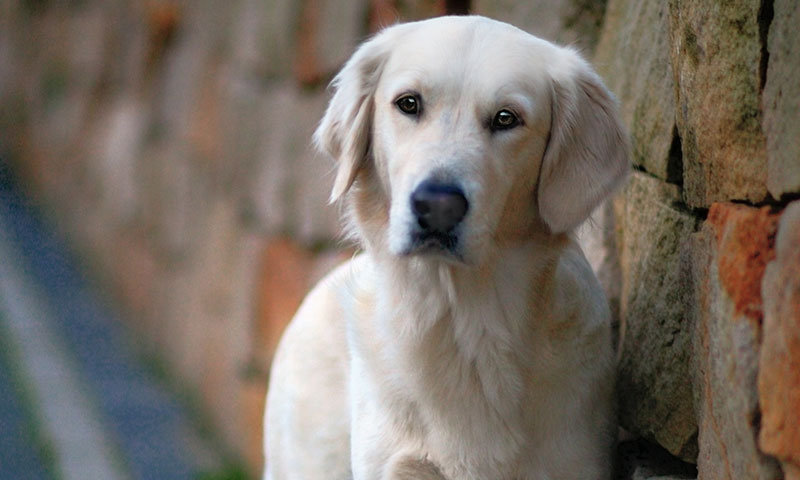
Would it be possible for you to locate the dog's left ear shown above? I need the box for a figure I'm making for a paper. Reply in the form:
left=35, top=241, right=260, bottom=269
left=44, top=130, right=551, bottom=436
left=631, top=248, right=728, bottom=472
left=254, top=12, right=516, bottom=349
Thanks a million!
left=314, top=28, right=399, bottom=204
left=537, top=51, right=630, bottom=233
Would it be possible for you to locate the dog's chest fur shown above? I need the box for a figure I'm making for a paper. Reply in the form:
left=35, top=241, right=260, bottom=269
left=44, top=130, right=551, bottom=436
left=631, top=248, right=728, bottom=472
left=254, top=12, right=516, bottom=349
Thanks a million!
left=351, top=247, right=568, bottom=478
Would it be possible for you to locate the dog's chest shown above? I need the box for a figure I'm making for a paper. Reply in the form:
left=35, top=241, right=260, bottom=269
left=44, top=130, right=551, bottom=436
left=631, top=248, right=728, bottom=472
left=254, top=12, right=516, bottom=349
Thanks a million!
left=369, top=269, right=544, bottom=477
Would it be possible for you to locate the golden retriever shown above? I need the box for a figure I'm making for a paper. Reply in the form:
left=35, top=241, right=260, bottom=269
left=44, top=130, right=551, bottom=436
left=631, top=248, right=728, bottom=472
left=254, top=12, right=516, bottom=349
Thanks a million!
left=264, top=15, right=629, bottom=480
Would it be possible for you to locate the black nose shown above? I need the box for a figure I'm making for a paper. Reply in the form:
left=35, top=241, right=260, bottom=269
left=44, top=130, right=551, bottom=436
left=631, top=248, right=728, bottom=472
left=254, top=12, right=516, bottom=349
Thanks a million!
left=410, top=181, right=469, bottom=234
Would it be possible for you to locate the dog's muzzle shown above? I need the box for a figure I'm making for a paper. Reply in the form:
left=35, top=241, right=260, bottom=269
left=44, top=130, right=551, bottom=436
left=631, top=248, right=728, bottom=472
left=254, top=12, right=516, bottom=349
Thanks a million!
left=408, top=181, right=468, bottom=255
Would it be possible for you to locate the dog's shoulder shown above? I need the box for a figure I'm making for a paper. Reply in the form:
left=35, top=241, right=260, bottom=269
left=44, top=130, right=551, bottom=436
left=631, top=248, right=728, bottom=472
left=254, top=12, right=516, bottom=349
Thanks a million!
left=268, top=256, right=370, bottom=407
left=291, top=253, right=374, bottom=326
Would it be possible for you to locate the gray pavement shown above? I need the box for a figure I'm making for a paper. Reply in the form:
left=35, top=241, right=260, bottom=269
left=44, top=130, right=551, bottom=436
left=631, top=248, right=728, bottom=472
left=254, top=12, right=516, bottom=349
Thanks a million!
left=0, top=161, right=234, bottom=479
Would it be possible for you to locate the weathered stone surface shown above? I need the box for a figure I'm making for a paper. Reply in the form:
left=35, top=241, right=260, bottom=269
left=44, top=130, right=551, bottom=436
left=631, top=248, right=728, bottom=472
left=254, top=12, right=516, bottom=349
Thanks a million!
left=87, top=98, right=147, bottom=223
left=690, top=203, right=782, bottom=480
left=294, top=0, right=370, bottom=85
left=240, top=376, right=268, bottom=475
left=368, top=0, right=446, bottom=30
left=594, top=0, right=679, bottom=182
left=246, top=83, right=341, bottom=244
left=759, top=200, right=800, bottom=477
left=615, top=171, right=699, bottom=461
left=152, top=200, right=263, bottom=460
left=254, top=237, right=314, bottom=368
left=230, top=0, right=302, bottom=80
left=762, top=0, right=800, bottom=199
left=668, top=0, right=768, bottom=208
left=617, top=438, right=698, bottom=480
left=473, top=0, right=605, bottom=53
left=252, top=237, right=352, bottom=367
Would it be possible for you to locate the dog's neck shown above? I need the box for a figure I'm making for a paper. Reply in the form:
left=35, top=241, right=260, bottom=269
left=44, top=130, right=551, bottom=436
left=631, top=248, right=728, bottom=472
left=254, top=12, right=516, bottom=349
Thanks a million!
left=368, top=235, right=569, bottom=347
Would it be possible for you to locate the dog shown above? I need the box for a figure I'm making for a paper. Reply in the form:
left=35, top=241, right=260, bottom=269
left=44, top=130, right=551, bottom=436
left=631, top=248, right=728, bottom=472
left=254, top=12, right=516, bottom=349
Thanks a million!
left=263, top=15, right=629, bottom=480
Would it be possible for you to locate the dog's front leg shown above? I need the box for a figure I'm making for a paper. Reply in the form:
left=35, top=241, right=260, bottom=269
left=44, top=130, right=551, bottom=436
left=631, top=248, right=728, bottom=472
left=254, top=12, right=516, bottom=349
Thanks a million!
left=384, top=453, right=447, bottom=480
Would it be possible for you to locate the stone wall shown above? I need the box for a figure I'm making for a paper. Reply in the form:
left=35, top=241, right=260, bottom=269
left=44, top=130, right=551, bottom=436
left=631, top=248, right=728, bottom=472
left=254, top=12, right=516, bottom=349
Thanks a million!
left=1, top=0, right=797, bottom=478
left=593, top=0, right=800, bottom=478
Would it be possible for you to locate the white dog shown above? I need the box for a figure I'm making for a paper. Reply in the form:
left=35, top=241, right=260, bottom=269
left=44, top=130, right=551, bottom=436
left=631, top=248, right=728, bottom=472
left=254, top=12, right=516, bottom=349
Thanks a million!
left=264, top=15, right=629, bottom=480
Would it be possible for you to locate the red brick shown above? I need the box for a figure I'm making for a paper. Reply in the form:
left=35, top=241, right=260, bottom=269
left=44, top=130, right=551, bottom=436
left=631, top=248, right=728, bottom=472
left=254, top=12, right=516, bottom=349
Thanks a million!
left=706, top=203, right=780, bottom=325
left=240, top=380, right=268, bottom=475
left=144, top=0, right=181, bottom=69
left=759, top=202, right=800, bottom=473
left=369, top=0, right=400, bottom=31
left=293, top=0, right=323, bottom=85
left=253, top=237, right=351, bottom=365
left=254, top=237, right=313, bottom=365
left=368, top=0, right=446, bottom=31
left=292, top=0, right=371, bottom=86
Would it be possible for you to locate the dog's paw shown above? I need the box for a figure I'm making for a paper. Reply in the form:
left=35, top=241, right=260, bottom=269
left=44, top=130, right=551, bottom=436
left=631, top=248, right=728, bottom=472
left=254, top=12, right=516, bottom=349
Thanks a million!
left=384, top=454, right=447, bottom=480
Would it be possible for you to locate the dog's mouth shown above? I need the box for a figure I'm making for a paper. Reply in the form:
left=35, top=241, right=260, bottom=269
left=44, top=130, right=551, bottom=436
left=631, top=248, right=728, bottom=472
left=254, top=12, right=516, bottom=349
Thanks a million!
left=402, top=231, right=464, bottom=261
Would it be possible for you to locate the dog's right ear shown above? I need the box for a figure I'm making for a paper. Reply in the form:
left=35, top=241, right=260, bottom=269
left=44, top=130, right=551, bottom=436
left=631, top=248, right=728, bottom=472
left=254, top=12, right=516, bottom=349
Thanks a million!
left=537, top=48, right=630, bottom=233
left=314, top=29, right=396, bottom=203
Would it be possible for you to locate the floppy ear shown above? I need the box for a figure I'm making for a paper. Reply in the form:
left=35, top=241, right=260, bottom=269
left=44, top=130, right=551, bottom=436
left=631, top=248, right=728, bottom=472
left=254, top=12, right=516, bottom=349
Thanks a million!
left=537, top=51, right=630, bottom=233
left=314, top=29, right=396, bottom=203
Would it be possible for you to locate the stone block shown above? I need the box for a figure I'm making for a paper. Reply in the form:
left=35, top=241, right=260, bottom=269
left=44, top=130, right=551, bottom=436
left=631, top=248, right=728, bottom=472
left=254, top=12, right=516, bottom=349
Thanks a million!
left=368, top=0, right=446, bottom=30
left=294, top=0, right=370, bottom=85
left=152, top=200, right=262, bottom=458
left=668, top=0, right=768, bottom=208
left=88, top=97, right=147, bottom=224
left=690, top=203, right=782, bottom=480
left=617, top=438, right=698, bottom=480
left=252, top=237, right=352, bottom=368
left=239, top=378, right=268, bottom=475
left=155, top=29, right=211, bottom=141
left=762, top=0, right=800, bottom=199
left=247, top=84, right=341, bottom=244
left=230, top=0, right=302, bottom=80
left=594, top=0, right=679, bottom=182
left=67, top=3, right=110, bottom=93
left=254, top=237, right=314, bottom=368
left=615, top=171, right=699, bottom=461
left=759, top=201, right=800, bottom=477
left=473, top=0, right=603, bottom=53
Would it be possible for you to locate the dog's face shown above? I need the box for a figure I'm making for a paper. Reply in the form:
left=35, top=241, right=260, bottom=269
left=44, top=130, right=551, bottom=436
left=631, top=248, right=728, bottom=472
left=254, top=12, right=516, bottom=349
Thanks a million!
left=316, top=17, right=629, bottom=265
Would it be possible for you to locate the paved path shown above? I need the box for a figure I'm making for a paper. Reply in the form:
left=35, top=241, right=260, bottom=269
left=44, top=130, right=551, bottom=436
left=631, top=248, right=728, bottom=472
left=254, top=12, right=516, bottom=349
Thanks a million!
left=0, top=161, right=229, bottom=479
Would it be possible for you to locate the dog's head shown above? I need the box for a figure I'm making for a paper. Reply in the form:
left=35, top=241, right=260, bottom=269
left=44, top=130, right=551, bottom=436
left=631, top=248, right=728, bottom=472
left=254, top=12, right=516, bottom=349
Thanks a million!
left=315, top=16, right=629, bottom=265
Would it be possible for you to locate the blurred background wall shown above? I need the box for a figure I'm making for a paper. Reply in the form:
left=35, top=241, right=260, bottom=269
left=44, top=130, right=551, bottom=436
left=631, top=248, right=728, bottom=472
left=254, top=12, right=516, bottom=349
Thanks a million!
left=0, top=0, right=798, bottom=478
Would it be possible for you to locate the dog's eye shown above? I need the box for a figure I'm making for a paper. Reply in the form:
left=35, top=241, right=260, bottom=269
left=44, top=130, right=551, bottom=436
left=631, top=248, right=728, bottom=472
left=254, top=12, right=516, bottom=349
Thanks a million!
left=491, top=109, right=520, bottom=131
left=395, top=94, right=421, bottom=115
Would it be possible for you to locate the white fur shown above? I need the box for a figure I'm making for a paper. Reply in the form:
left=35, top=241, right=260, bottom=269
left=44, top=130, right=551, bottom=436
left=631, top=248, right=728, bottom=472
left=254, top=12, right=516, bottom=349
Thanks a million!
left=264, top=15, right=629, bottom=480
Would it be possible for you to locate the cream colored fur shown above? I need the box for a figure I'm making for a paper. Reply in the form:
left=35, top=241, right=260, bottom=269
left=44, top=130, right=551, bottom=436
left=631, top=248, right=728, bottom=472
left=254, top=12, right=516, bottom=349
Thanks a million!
left=264, top=15, right=629, bottom=480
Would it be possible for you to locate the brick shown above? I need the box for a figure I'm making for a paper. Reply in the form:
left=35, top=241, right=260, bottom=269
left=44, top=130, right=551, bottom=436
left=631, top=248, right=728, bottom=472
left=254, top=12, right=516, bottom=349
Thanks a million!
left=594, top=0, right=678, bottom=182
left=615, top=172, right=699, bottom=461
left=253, top=237, right=352, bottom=365
left=762, top=0, right=800, bottom=199
left=705, top=204, right=780, bottom=323
left=759, top=201, right=800, bottom=476
left=690, top=203, right=782, bottom=480
left=254, top=237, right=314, bottom=367
left=294, top=0, right=370, bottom=85
left=239, top=379, right=268, bottom=475
left=246, top=84, right=341, bottom=244
left=473, top=0, right=603, bottom=53
left=229, top=0, right=301, bottom=80
left=668, top=0, right=768, bottom=208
